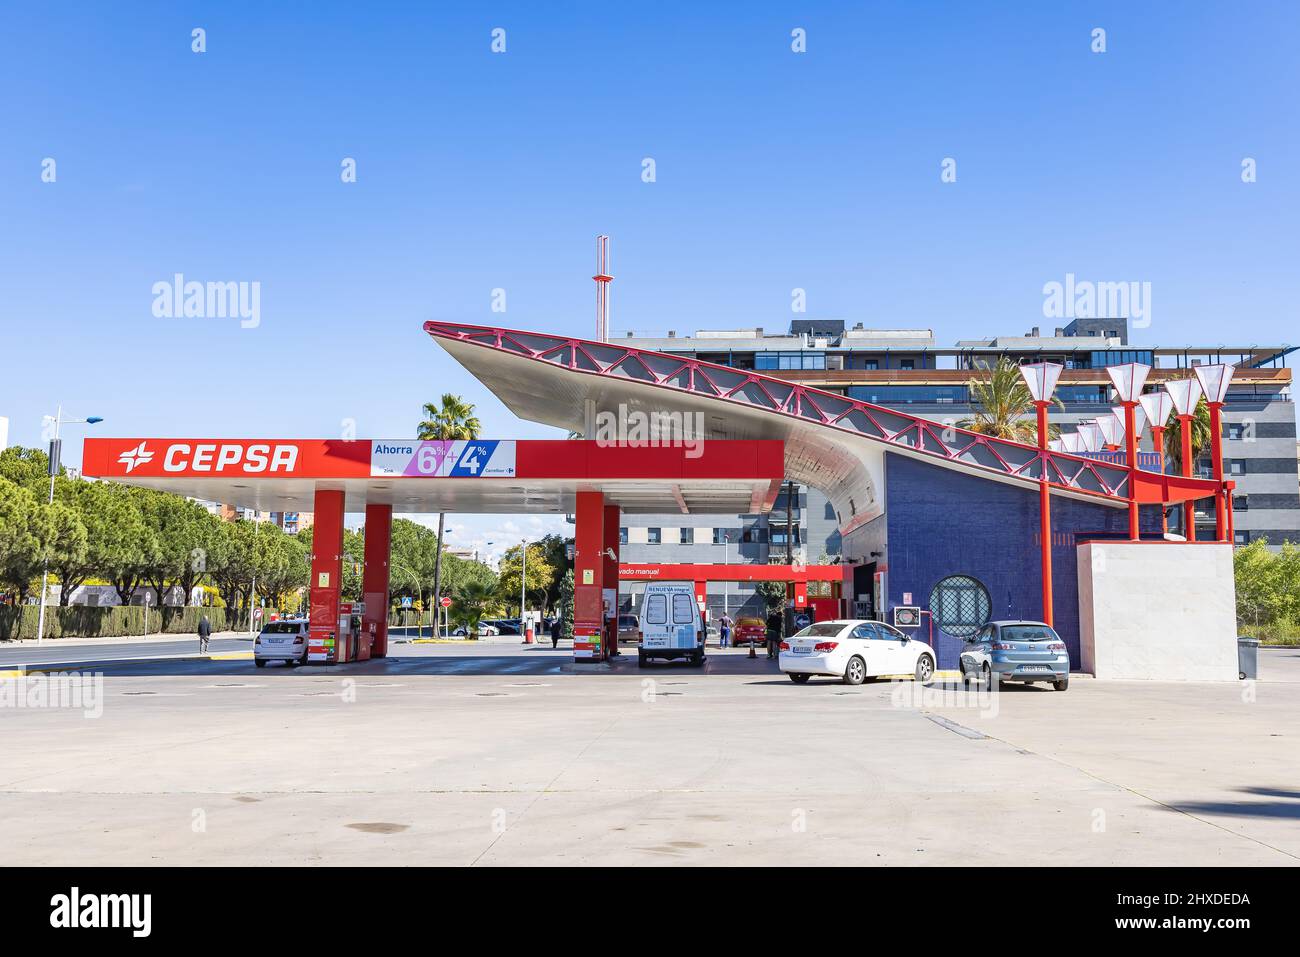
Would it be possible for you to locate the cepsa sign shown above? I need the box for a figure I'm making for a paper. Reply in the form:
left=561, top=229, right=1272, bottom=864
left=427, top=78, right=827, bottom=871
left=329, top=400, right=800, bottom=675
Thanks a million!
left=82, top=439, right=371, bottom=479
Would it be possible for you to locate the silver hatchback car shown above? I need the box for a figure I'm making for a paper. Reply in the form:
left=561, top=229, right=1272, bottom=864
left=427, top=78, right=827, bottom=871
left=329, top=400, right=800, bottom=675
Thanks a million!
left=959, top=620, right=1070, bottom=691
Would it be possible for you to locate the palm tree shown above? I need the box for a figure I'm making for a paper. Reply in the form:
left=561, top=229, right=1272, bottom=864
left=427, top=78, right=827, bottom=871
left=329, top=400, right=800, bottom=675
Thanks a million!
left=417, top=394, right=482, bottom=632
left=959, top=357, right=1061, bottom=442
left=452, top=579, right=499, bottom=640
left=418, top=394, right=482, bottom=441
left=1160, top=375, right=1213, bottom=475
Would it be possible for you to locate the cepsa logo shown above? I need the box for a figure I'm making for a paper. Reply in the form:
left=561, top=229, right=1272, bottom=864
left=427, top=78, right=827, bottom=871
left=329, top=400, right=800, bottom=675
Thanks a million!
left=118, top=442, right=301, bottom=474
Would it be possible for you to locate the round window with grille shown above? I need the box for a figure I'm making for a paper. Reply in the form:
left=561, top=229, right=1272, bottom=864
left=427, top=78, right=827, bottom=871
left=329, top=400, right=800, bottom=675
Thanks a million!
left=928, top=575, right=991, bottom=639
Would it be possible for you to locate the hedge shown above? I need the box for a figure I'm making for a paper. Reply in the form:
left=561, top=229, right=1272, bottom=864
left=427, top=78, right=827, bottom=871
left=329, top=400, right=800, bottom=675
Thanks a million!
left=0, top=606, right=233, bottom=641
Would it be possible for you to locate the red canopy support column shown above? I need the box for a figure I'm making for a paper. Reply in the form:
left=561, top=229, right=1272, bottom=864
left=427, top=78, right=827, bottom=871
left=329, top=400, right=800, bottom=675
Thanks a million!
left=602, top=504, right=621, bottom=658
left=1178, top=414, right=1197, bottom=539
left=1122, top=402, right=1140, bottom=541
left=1035, top=401, right=1055, bottom=627
left=307, top=489, right=345, bottom=664
left=573, top=490, right=606, bottom=662
left=362, top=503, right=392, bottom=659
left=1208, top=400, right=1227, bottom=542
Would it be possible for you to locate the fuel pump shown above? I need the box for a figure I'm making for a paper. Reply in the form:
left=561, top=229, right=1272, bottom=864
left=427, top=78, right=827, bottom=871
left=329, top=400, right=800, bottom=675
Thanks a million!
left=312, top=601, right=367, bottom=664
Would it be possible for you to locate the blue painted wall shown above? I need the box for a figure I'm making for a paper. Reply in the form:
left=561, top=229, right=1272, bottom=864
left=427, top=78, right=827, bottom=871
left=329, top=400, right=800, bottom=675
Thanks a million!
left=874, top=453, right=1155, bottom=669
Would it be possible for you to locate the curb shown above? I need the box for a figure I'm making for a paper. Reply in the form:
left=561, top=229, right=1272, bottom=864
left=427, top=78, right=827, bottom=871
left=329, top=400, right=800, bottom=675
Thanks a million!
left=2, top=651, right=254, bottom=676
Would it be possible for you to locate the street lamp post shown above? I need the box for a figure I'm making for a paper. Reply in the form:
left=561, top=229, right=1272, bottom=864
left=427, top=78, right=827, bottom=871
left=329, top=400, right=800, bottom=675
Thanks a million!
left=1139, top=391, right=1175, bottom=535
left=1018, top=362, right=1063, bottom=627
left=34, top=406, right=102, bottom=645
left=1096, top=412, right=1124, bottom=453
left=1107, top=362, right=1152, bottom=541
left=1077, top=421, right=1105, bottom=454
left=1193, top=364, right=1236, bottom=543
left=519, top=538, right=527, bottom=637
left=1165, top=377, right=1205, bottom=541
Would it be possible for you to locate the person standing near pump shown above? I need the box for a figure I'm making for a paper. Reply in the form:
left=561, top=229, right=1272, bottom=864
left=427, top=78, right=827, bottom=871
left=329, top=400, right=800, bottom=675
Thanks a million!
left=198, top=614, right=211, bottom=654
left=719, top=613, right=733, bottom=649
left=765, top=610, right=782, bottom=660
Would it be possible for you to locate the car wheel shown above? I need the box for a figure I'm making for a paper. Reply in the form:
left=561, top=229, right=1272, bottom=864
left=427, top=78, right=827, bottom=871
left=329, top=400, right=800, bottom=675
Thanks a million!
left=915, top=654, right=935, bottom=683
left=299, top=651, right=309, bottom=666
left=981, top=662, right=992, bottom=687
left=638, top=652, right=646, bottom=668
left=789, top=673, right=811, bottom=684
left=254, top=659, right=267, bottom=668
left=1052, top=677, right=1069, bottom=692
left=843, top=656, right=866, bottom=686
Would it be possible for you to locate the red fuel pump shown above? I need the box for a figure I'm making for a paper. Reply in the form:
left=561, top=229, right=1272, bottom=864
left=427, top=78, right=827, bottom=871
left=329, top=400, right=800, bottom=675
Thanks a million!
left=309, top=600, right=367, bottom=664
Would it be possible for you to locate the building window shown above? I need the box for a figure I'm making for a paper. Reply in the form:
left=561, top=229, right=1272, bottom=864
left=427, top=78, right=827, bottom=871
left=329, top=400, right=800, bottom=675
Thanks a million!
left=741, top=526, right=766, bottom=544
left=679, top=527, right=692, bottom=545
left=712, top=528, right=727, bottom=545
left=1226, top=424, right=1246, bottom=440
left=619, top=527, right=628, bottom=545
left=647, top=527, right=661, bottom=545
left=1228, top=460, right=1247, bottom=476
left=1233, top=495, right=1249, bottom=512
left=928, top=575, right=991, bottom=640
left=898, top=358, right=915, bottom=370
left=1234, top=530, right=1251, bottom=545
left=770, top=528, right=802, bottom=546
left=862, top=359, right=879, bottom=370
left=755, top=352, right=826, bottom=371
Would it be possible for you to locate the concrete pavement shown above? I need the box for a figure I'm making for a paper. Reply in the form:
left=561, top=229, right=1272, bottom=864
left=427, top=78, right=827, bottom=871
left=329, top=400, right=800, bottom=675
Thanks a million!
left=1, top=644, right=1296, bottom=865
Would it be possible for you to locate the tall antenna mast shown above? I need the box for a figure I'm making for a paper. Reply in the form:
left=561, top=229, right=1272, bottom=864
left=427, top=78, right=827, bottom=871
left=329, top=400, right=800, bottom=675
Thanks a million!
left=593, top=235, right=612, bottom=341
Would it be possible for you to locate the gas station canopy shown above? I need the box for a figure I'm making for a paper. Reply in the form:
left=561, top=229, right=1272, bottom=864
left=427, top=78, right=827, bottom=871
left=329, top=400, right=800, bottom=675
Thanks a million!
left=80, top=437, right=785, bottom=516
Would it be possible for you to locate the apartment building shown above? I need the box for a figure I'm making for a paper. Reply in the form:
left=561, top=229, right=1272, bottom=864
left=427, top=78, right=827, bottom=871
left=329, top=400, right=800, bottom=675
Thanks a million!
left=614, top=318, right=1298, bottom=615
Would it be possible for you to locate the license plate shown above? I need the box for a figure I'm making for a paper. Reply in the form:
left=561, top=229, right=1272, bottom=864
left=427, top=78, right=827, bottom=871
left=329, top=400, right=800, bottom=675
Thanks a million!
left=1021, top=664, right=1050, bottom=672
left=793, top=644, right=813, bottom=655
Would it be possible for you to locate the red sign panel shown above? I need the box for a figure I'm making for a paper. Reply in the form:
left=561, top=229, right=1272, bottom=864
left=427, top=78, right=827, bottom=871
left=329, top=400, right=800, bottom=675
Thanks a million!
left=83, top=438, right=372, bottom=479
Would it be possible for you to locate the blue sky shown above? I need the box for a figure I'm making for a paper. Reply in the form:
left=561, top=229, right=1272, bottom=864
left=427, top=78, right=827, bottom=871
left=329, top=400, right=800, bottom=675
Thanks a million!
left=2, top=2, right=1296, bottom=559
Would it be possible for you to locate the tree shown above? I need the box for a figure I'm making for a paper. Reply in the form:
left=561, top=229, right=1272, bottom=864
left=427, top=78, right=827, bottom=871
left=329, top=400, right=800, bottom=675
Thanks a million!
left=556, top=569, right=575, bottom=641
left=535, top=534, right=573, bottom=613
left=137, top=491, right=218, bottom=607
left=208, top=519, right=258, bottom=621
left=960, top=357, right=1062, bottom=442
left=452, top=579, right=502, bottom=639
left=416, top=393, right=482, bottom=621
left=496, top=542, right=555, bottom=615
left=0, top=478, right=47, bottom=602
left=0, top=446, right=52, bottom=492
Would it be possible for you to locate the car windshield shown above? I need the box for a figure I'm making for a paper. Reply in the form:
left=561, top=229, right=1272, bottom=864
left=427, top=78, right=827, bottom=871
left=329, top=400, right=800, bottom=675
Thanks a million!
left=619, top=616, right=637, bottom=627
left=1001, top=624, right=1059, bottom=642
left=261, top=622, right=302, bottom=634
left=793, top=623, right=845, bottom=639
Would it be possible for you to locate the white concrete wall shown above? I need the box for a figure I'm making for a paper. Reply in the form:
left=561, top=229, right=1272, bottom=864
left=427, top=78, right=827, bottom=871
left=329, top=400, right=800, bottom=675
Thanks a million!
left=1077, top=542, right=1238, bottom=681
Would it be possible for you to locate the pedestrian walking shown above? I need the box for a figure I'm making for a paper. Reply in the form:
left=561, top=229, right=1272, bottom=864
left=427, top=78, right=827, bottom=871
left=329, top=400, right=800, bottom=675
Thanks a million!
left=550, top=616, right=562, bottom=649
left=765, top=610, right=782, bottom=660
left=198, top=614, right=212, bottom=654
left=719, top=614, right=733, bottom=648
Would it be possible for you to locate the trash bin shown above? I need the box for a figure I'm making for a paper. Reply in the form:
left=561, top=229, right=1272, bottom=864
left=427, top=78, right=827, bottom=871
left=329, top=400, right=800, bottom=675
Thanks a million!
left=1237, top=636, right=1259, bottom=680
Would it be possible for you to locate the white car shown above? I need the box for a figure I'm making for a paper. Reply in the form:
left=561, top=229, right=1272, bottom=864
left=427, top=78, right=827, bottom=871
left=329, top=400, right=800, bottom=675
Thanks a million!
left=254, top=619, right=309, bottom=667
left=780, top=619, right=936, bottom=685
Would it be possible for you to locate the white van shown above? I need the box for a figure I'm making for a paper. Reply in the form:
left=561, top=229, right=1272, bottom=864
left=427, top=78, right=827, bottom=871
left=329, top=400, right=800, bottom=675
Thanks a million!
left=638, top=582, right=705, bottom=667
